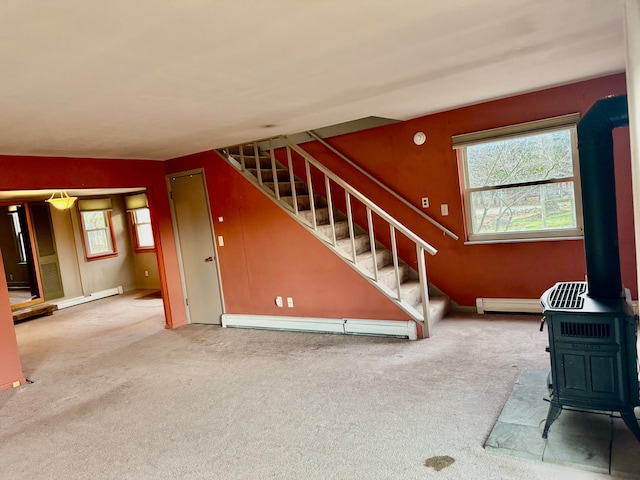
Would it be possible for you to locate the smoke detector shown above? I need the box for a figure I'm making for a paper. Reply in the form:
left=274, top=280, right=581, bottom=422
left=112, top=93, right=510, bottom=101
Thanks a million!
left=413, top=132, right=426, bottom=145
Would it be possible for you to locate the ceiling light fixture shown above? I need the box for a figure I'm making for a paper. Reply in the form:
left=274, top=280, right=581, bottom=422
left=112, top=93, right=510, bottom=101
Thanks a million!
left=46, top=191, right=78, bottom=210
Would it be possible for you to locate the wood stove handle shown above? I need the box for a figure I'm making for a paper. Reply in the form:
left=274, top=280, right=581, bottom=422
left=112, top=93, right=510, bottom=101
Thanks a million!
left=539, top=316, right=546, bottom=332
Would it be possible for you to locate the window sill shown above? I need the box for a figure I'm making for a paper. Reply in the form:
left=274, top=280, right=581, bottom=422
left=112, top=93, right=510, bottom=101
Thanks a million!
left=464, top=235, right=583, bottom=245
left=134, top=247, right=156, bottom=254
left=86, top=252, right=119, bottom=262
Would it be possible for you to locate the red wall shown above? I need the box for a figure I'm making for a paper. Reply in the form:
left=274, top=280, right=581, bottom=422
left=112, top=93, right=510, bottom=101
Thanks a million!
left=297, top=74, right=635, bottom=306
left=0, top=156, right=187, bottom=391
left=0, top=252, right=25, bottom=391
left=165, top=153, right=411, bottom=321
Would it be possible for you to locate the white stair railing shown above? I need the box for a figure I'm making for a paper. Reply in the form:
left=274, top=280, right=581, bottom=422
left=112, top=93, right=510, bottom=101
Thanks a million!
left=216, top=136, right=439, bottom=337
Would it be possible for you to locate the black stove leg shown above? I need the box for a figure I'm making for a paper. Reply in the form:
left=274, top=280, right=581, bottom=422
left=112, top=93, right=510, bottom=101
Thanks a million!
left=542, top=402, right=562, bottom=439
left=620, top=410, right=640, bottom=442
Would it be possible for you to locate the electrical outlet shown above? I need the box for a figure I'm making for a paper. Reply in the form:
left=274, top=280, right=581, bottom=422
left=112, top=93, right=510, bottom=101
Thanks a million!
left=275, top=296, right=283, bottom=307
left=421, top=197, right=429, bottom=208
left=287, top=297, right=294, bottom=308
left=218, top=235, right=224, bottom=246
left=441, top=204, right=449, bottom=216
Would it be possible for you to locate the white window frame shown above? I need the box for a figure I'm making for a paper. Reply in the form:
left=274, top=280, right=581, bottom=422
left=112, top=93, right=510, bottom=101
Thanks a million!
left=453, top=114, right=584, bottom=243
left=79, top=207, right=117, bottom=260
left=130, top=207, right=155, bottom=251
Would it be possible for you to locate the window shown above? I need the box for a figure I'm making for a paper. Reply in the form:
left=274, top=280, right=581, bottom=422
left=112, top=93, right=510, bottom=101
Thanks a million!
left=130, top=208, right=154, bottom=251
left=454, top=114, right=583, bottom=242
left=8, top=206, right=27, bottom=263
left=78, top=199, right=117, bottom=260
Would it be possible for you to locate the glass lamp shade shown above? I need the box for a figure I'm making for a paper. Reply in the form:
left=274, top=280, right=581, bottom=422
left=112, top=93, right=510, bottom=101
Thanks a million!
left=46, top=191, right=78, bottom=210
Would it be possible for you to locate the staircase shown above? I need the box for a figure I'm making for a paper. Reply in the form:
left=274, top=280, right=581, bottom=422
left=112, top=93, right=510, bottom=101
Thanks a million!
left=215, top=137, right=450, bottom=338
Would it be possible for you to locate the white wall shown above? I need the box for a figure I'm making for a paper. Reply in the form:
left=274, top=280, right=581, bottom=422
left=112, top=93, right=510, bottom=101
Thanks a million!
left=132, top=251, right=160, bottom=290
left=70, top=195, right=136, bottom=294
left=49, top=207, right=83, bottom=300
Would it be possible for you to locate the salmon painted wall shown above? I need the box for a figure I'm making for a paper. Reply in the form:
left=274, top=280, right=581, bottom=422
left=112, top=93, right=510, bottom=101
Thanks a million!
left=296, top=74, right=635, bottom=306
left=0, top=252, right=25, bottom=391
left=165, top=153, right=411, bottom=321
left=0, top=156, right=187, bottom=389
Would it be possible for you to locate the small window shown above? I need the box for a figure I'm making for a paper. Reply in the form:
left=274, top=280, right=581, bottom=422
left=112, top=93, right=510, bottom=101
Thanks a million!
left=8, top=206, right=27, bottom=263
left=80, top=210, right=117, bottom=259
left=454, top=115, right=583, bottom=242
left=130, top=208, right=155, bottom=251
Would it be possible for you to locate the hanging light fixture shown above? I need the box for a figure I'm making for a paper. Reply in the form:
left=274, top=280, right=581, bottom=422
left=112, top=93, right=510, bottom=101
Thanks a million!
left=46, top=191, right=78, bottom=210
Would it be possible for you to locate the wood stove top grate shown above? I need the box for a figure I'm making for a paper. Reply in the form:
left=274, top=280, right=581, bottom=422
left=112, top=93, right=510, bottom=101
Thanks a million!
left=549, top=282, right=586, bottom=309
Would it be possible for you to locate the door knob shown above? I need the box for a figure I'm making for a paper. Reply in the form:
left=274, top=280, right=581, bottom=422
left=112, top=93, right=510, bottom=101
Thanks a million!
left=204, top=256, right=213, bottom=262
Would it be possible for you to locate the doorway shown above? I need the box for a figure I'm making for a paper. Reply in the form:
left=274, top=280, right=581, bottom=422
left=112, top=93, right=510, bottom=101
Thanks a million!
left=0, top=203, right=43, bottom=310
left=169, top=171, right=224, bottom=324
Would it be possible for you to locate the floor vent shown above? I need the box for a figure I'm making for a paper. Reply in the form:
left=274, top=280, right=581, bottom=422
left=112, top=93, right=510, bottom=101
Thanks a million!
left=549, top=282, right=586, bottom=309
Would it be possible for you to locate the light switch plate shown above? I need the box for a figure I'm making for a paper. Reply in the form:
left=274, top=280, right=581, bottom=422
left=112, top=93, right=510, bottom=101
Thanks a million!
left=441, top=204, right=449, bottom=216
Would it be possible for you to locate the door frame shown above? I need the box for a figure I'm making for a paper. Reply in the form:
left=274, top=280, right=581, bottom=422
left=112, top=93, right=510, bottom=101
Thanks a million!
left=166, top=168, right=225, bottom=324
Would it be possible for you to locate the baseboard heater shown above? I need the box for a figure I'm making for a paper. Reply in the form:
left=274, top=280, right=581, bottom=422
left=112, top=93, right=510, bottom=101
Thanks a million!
left=476, top=297, right=639, bottom=315
left=221, top=314, right=418, bottom=340
left=476, top=298, right=543, bottom=314
left=54, top=286, right=124, bottom=310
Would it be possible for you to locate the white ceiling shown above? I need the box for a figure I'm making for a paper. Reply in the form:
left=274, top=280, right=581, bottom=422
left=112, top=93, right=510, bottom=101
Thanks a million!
left=0, top=0, right=626, bottom=161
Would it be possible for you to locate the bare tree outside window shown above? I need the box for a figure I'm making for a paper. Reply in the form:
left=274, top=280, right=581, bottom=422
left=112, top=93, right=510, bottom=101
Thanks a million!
left=458, top=125, right=582, bottom=242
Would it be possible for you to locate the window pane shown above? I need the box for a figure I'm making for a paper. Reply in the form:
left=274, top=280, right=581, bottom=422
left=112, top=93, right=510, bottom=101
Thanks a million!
left=136, top=224, right=154, bottom=247
left=469, top=182, right=577, bottom=234
left=82, top=211, right=107, bottom=229
left=87, top=230, right=112, bottom=254
left=466, top=129, right=574, bottom=188
left=134, top=208, right=151, bottom=223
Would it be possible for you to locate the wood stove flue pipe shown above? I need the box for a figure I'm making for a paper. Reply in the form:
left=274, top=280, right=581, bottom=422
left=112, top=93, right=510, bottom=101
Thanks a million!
left=577, top=95, right=629, bottom=299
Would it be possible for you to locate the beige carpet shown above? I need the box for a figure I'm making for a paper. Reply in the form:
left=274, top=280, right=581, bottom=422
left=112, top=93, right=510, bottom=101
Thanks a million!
left=0, top=292, right=622, bottom=479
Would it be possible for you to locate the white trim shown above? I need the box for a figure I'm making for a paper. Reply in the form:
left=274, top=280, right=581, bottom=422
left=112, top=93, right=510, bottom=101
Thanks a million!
left=53, top=286, right=123, bottom=310
left=476, top=298, right=542, bottom=314
left=452, top=113, right=580, bottom=148
left=221, top=314, right=418, bottom=340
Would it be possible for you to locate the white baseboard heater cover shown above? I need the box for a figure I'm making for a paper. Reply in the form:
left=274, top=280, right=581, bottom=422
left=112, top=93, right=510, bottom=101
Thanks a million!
left=221, top=314, right=418, bottom=340
left=476, top=298, right=638, bottom=315
left=54, top=286, right=124, bottom=310
left=476, top=298, right=542, bottom=314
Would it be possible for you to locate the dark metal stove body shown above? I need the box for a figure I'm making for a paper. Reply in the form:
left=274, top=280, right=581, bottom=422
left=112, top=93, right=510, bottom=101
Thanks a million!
left=541, top=282, right=639, bottom=439
left=541, top=94, right=640, bottom=440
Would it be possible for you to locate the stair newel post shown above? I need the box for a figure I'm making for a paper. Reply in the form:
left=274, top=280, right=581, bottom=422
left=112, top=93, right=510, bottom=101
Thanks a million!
left=345, top=191, right=357, bottom=263
left=390, top=225, right=402, bottom=301
left=253, top=142, right=263, bottom=186
left=239, top=144, right=246, bottom=172
left=269, top=139, right=280, bottom=201
left=324, top=175, right=337, bottom=247
left=416, top=244, right=431, bottom=338
left=286, top=145, right=299, bottom=216
left=366, top=207, right=378, bottom=282
left=304, top=159, right=317, bottom=230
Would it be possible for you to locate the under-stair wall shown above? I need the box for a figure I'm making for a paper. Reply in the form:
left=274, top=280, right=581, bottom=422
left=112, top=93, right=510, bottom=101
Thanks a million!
left=214, top=138, right=453, bottom=338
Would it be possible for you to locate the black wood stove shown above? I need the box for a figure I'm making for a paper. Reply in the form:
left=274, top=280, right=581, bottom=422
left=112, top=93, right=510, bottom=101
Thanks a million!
left=541, top=95, right=640, bottom=441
